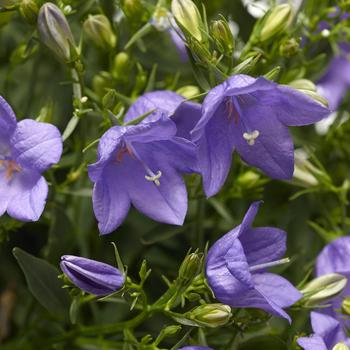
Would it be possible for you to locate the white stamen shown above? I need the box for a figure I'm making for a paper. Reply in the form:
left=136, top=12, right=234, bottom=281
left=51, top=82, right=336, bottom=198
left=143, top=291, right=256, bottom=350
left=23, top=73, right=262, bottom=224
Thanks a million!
left=249, top=257, right=290, bottom=272
left=145, top=170, right=162, bottom=186
left=321, top=29, right=330, bottom=37
left=243, top=130, right=260, bottom=146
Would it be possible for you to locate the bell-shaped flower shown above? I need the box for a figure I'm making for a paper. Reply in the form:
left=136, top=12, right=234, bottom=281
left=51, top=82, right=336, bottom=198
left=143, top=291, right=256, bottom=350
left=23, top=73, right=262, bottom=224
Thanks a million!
left=298, top=312, right=350, bottom=350
left=0, top=96, right=62, bottom=221
left=60, top=255, right=125, bottom=296
left=315, top=236, right=350, bottom=328
left=88, top=113, right=198, bottom=235
left=123, top=90, right=201, bottom=140
left=205, top=201, right=302, bottom=322
left=192, top=74, right=330, bottom=197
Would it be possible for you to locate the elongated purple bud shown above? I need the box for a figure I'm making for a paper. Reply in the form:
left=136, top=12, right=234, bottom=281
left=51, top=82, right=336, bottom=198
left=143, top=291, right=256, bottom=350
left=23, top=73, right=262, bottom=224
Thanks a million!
left=60, top=255, right=125, bottom=296
left=37, top=3, right=76, bottom=62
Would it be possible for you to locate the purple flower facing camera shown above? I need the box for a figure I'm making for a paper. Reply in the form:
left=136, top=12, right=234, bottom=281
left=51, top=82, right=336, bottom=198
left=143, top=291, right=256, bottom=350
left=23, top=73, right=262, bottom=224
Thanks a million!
left=0, top=96, right=62, bottom=222
left=60, top=255, right=125, bottom=296
left=205, top=201, right=302, bottom=322
left=192, top=74, right=329, bottom=197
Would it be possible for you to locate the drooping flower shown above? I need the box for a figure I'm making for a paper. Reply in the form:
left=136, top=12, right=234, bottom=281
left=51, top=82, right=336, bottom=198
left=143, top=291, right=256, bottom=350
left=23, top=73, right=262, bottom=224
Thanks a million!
left=123, top=90, right=201, bottom=140
left=88, top=112, right=198, bottom=235
left=297, top=312, right=350, bottom=350
left=315, top=236, right=350, bottom=328
left=205, top=201, right=302, bottom=322
left=0, top=96, right=62, bottom=221
left=191, top=74, right=330, bottom=197
left=317, top=50, right=350, bottom=111
left=60, top=255, right=125, bottom=296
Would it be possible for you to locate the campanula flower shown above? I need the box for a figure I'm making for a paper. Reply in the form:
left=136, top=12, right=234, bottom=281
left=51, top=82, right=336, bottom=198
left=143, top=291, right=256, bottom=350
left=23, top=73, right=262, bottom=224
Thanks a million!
left=297, top=312, right=350, bottom=350
left=0, top=96, right=62, bottom=221
left=205, top=201, right=302, bottom=322
left=317, top=51, right=350, bottom=111
left=192, top=74, right=330, bottom=197
left=88, top=113, right=198, bottom=235
left=60, top=255, right=125, bottom=296
left=123, top=90, right=201, bottom=140
left=315, top=236, right=350, bottom=328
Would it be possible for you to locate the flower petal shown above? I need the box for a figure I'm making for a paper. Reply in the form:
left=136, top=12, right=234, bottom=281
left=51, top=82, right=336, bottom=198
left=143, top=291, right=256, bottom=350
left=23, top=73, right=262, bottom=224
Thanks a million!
left=0, top=96, right=17, bottom=138
left=92, top=163, right=131, bottom=235
left=232, top=108, right=294, bottom=179
left=11, top=119, right=62, bottom=173
left=193, top=102, right=235, bottom=197
left=297, top=335, right=328, bottom=350
left=316, top=236, right=350, bottom=276
left=239, top=227, right=286, bottom=266
left=7, top=170, right=48, bottom=221
left=238, top=201, right=262, bottom=235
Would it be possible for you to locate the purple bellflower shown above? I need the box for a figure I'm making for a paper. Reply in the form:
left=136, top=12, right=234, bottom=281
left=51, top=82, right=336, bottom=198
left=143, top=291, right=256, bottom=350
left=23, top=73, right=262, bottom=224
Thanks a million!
left=205, top=201, right=302, bottom=322
left=192, top=74, right=330, bottom=197
left=0, top=96, right=62, bottom=221
left=317, top=51, right=350, bottom=111
left=60, top=255, right=125, bottom=296
left=315, top=236, right=350, bottom=328
left=297, top=312, right=350, bottom=350
left=123, top=90, right=201, bottom=140
left=88, top=110, right=198, bottom=234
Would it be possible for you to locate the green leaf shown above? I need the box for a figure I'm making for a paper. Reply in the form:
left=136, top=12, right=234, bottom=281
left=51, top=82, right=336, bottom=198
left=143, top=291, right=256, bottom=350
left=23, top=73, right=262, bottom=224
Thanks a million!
left=13, top=247, right=70, bottom=318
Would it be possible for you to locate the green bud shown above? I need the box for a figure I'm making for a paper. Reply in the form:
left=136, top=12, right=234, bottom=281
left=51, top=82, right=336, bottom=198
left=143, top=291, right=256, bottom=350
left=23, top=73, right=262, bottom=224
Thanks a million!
left=237, top=170, right=261, bottom=187
left=176, top=85, right=200, bottom=99
left=178, top=252, right=201, bottom=286
left=92, top=71, right=114, bottom=97
left=188, top=303, right=231, bottom=328
left=83, top=14, right=117, bottom=51
left=288, top=79, right=316, bottom=92
left=37, top=3, right=76, bottom=62
left=171, top=0, right=204, bottom=42
left=300, top=273, right=347, bottom=306
left=279, top=37, right=300, bottom=57
left=255, top=4, right=293, bottom=42
left=160, top=325, right=181, bottom=337
left=341, top=297, right=350, bottom=316
left=332, top=343, right=350, bottom=350
left=112, top=52, right=132, bottom=80
left=293, top=149, right=320, bottom=187
left=19, top=0, right=39, bottom=24
left=211, top=18, right=234, bottom=55
left=120, top=0, right=149, bottom=25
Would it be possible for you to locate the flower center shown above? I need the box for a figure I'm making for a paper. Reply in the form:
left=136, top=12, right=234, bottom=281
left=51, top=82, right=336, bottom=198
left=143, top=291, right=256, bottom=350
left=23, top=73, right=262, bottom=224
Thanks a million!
left=118, top=142, right=162, bottom=187
left=0, top=159, right=21, bottom=180
left=243, top=130, right=260, bottom=146
left=249, top=257, right=290, bottom=272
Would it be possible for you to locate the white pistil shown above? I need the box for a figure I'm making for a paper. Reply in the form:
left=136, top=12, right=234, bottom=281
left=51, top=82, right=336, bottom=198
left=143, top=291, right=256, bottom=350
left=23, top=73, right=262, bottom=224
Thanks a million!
left=145, top=170, right=162, bottom=186
left=249, top=257, right=290, bottom=272
left=243, top=130, right=260, bottom=146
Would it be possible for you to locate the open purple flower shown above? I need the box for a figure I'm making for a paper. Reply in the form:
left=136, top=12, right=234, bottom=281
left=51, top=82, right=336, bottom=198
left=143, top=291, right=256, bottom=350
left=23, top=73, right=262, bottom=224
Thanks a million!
left=297, top=312, right=350, bottom=350
left=88, top=113, right=198, bottom=235
left=315, top=236, right=350, bottom=328
left=0, top=96, right=62, bottom=221
left=123, top=90, right=201, bottom=140
left=192, top=74, right=330, bottom=197
left=60, top=255, right=125, bottom=296
left=205, top=201, right=302, bottom=322
left=317, top=50, right=350, bottom=111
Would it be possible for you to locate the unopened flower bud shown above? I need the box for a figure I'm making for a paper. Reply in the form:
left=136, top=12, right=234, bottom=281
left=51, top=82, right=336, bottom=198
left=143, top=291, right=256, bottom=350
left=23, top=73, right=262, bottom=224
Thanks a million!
left=211, top=19, right=234, bottom=55
left=300, top=273, right=347, bottom=306
left=176, top=85, right=200, bottom=99
left=83, top=14, right=117, bottom=50
left=279, top=37, right=299, bottom=57
left=341, top=297, right=350, bottom=316
left=92, top=71, right=114, bottom=97
left=293, top=149, right=319, bottom=187
left=19, top=0, right=39, bottom=24
left=188, top=303, right=231, bottom=328
left=120, top=0, right=149, bottom=24
left=288, top=79, right=316, bottom=92
left=178, top=252, right=201, bottom=286
left=171, top=0, right=204, bottom=42
left=38, top=3, right=76, bottom=62
left=60, top=255, right=125, bottom=296
left=256, top=4, right=293, bottom=42
left=332, top=343, right=350, bottom=350
left=112, top=52, right=132, bottom=80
